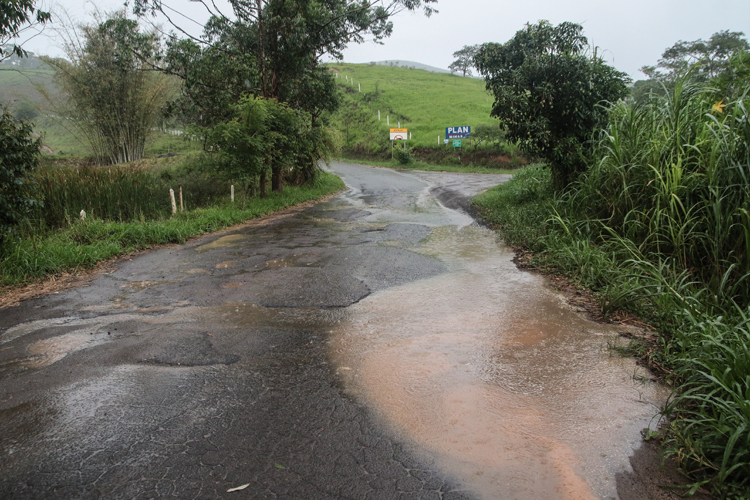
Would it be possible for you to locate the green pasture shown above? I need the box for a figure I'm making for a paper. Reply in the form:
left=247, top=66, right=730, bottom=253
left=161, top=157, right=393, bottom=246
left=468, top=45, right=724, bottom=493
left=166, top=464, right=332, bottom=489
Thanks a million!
left=327, top=62, right=497, bottom=148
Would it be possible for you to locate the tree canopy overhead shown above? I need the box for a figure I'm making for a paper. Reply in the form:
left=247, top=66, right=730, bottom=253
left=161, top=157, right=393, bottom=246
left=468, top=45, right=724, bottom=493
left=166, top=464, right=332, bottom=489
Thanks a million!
left=640, top=30, right=749, bottom=82
left=0, top=0, right=50, bottom=61
left=475, top=21, right=630, bottom=192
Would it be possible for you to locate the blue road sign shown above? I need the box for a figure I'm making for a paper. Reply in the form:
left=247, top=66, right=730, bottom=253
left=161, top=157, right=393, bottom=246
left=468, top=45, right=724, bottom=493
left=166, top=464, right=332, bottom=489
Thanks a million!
left=446, top=126, right=471, bottom=139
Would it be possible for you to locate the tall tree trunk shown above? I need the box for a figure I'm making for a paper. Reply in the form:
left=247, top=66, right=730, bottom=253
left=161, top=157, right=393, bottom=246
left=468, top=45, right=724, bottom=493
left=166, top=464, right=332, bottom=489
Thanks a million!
left=271, top=166, right=283, bottom=193
left=257, top=0, right=268, bottom=98
left=260, top=170, right=267, bottom=198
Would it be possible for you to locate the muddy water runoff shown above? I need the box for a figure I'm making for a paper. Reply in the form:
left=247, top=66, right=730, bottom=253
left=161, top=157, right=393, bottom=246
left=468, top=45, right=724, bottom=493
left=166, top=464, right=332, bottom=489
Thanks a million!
left=328, top=163, right=668, bottom=500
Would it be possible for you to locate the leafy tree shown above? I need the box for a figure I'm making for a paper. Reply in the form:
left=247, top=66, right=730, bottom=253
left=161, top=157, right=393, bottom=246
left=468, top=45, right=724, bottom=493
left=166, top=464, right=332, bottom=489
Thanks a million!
left=0, top=106, right=41, bottom=246
left=711, top=49, right=750, bottom=100
left=641, top=30, right=749, bottom=83
left=0, top=0, right=50, bottom=62
left=1, top=0, right=46, bottom=247
left=136, top=0, right=437, bottom=191
left=475, top=21, right=630, bottom=191
left=208, top=96, right=335, bottom=195
left=13, top=100, right=38, bottom=121
left=162, top=19, right=260, bottom=130
left=449, top=44, right=478, bottom=77
left=630, top=78, right=666, bottom=105
left=44, top=13, right=171, bottom=164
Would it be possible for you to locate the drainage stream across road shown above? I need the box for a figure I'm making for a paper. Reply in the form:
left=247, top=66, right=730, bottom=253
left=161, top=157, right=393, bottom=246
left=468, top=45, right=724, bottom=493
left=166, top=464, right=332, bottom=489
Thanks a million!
left=0, top=161, right=682, bottom=499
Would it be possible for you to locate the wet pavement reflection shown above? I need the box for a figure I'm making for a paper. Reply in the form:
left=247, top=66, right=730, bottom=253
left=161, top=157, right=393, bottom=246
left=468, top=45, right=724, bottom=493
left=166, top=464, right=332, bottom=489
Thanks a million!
left=328, top=164, right=668, bottom=500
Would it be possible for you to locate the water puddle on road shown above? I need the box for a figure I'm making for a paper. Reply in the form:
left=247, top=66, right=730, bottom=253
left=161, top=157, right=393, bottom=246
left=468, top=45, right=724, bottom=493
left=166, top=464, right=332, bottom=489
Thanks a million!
left=330, top=225, right=668, bottom=500
left=196, top=234, right=250, bottom=252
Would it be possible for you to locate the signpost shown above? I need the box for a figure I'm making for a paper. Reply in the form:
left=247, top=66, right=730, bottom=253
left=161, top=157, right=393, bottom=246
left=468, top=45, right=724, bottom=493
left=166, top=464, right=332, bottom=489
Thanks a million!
left=390, top=128, right=408, bottom=158
left=445, top=126, right=471, bottom=139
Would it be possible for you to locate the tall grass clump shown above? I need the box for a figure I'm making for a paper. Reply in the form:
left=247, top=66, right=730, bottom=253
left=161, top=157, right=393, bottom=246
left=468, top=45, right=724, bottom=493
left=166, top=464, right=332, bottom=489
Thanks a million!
left=33, top=165, right=171, bottom=228
left=0, top=170, right=344, bottom=285
left=571, top=77, right=750, bottom=309
left=29, top=157, right=246, bottom=232
left=475, top=74, right=750, bottom=496
left=569, top=76, right=750, bottom=496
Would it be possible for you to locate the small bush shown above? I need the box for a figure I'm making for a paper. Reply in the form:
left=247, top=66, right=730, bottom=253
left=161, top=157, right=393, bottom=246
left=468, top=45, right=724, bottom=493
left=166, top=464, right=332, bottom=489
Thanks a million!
left=395, top=148, right=414, bottom=165
left=440, top=155, right=461, bottom=166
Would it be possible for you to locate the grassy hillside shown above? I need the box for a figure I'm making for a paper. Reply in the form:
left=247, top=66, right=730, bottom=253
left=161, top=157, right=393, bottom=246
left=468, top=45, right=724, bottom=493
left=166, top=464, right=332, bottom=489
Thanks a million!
left=327, top=62, right=497, bottom=149
left=1, top=62, right=192, bottom=158
left=0, top=63, right=89, bottom=156
left=0, top=66, right=57, bottom=106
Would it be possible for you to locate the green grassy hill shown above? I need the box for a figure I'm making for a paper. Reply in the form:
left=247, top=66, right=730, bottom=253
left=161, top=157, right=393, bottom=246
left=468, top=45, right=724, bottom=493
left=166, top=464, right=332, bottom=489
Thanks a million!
left=0, top=67, right=55, bottom=105
left=0, top=62, right=90, bottom=156
left=327, top=62, right=497, bottom=149
left=1, top=61, right=191, bottom=158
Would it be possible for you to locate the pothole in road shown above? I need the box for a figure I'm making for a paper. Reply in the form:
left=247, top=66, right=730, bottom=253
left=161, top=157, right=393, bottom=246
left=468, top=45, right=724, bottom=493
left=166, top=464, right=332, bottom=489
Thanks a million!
left=196, top=234, right=250, bottom=252
left=122, top=280, right=173, bottom=291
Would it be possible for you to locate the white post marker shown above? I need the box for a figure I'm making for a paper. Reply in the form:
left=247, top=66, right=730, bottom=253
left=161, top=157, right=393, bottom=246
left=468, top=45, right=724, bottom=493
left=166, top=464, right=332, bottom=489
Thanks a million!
left=358, top=83, right=361, bottom=92
left=179, top=185, right=184, bottom=212
left=398, top=121, right=400, bottom=128
left=378, top=110, right=381, bottom=120
left=231, top=184, right=234, bottom=202
left=169, top=189, right=177, bottom=214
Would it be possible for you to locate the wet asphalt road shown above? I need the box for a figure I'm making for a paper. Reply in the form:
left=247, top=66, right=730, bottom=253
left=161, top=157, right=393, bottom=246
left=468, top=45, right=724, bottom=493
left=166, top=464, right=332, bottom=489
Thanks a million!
left=0, top=162, right=509, bottom=499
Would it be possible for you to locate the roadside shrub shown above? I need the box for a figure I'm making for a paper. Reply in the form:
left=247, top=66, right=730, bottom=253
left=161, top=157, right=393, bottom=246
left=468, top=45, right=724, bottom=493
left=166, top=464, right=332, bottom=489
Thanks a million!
left=0, top=107, right=42, bottom=246
left=440, top=155, right=461, bottom=166
left=395, top=148, right=414, bottom=165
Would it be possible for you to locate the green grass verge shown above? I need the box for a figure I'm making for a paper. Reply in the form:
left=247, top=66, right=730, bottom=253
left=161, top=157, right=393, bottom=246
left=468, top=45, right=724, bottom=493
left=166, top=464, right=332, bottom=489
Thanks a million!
left=341, top=156, right=515, bottom=175
left=472, top=164, right=553, bottom=245
left=0, top=171, right=344, bottom=286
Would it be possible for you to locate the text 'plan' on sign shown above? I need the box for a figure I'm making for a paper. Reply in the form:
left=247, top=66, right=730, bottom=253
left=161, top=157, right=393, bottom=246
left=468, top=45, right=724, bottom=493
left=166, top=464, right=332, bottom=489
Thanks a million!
left=445, top=126, right=471, bottom=139
left=390, top=128, right=408, bottom=140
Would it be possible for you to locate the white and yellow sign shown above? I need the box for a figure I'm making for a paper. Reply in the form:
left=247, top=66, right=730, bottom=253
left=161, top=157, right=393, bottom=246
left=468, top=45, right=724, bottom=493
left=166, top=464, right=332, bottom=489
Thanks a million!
left=390, top=128, right=408, bottom=140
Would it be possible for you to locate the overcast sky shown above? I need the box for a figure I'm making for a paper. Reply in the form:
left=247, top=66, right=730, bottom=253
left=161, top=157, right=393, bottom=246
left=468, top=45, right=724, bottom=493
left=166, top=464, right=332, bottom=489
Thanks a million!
left=20, top=0, right=750, bottom=80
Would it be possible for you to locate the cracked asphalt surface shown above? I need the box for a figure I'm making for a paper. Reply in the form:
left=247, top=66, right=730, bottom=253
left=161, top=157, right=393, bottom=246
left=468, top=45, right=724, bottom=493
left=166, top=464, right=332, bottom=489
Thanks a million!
left=0, top=161, right=509, bottom=499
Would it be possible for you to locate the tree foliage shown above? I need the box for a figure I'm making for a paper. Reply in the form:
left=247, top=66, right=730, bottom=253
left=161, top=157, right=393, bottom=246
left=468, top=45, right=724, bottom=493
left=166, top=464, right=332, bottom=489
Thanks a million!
left=0, top=0, right=50, bottom=61
left=0, top=106, right=41, bottom=245
left=137, top=0, right=436, bottom=191
left=44, top=13, right=171, bottom=165
left=475, top=21, right=630, bottom=191
left=640, top=30, right=749, bottom=83
left=448, top=44, right=478, bottom=77
left=208, top=96, right=338, bottom=194
left=711, top=49, right=750, bottom=100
